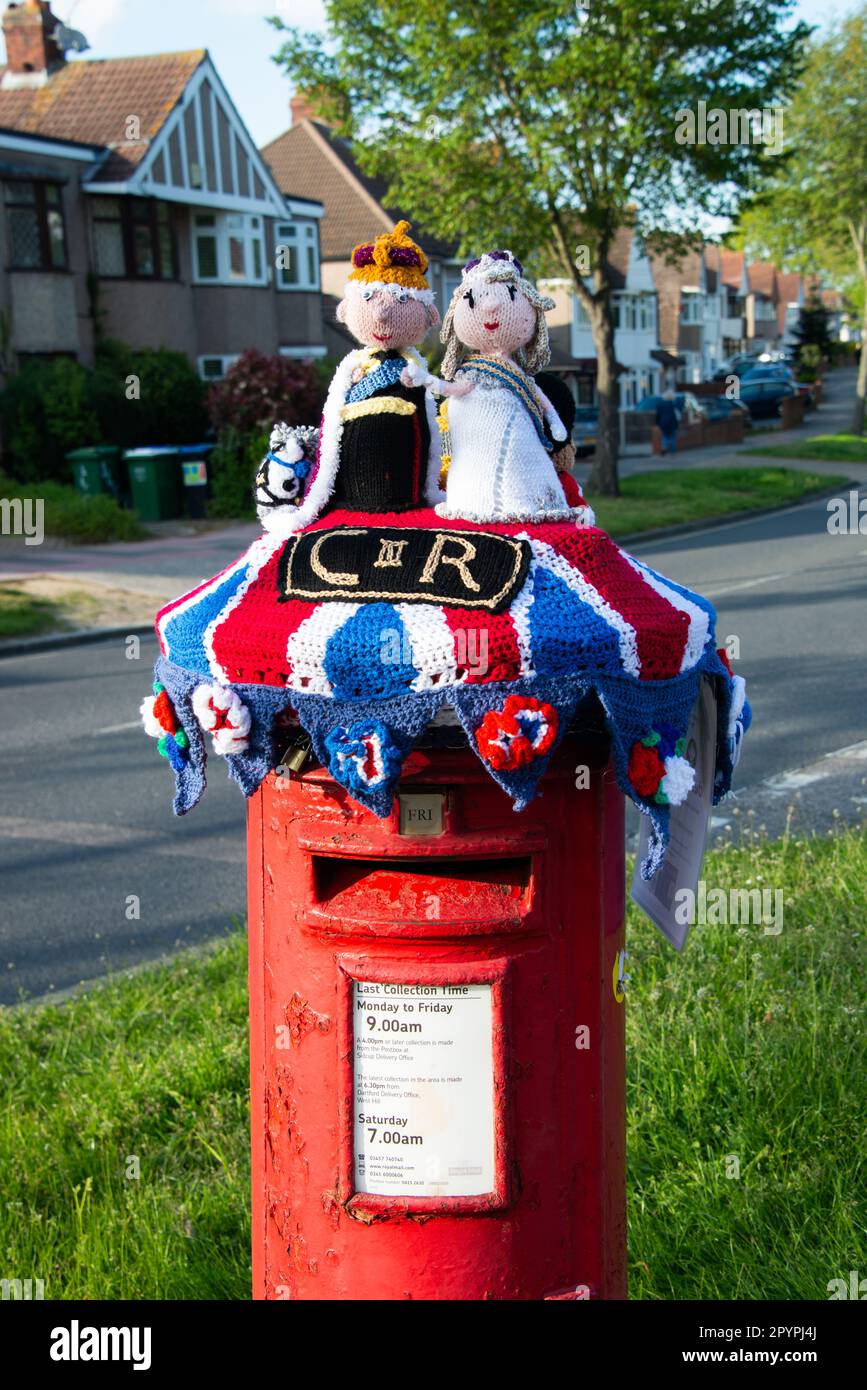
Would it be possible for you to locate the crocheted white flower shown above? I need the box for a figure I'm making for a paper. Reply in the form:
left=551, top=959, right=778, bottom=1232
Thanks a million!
left=660, top=754, right=695, bottom=807
left=192, top=683, right=251, bottom=756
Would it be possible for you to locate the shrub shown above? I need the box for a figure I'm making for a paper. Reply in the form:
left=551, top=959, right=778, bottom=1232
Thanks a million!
left=0, top=344, right=209, bottom=484
left=91, top=341, right=209, bottom=450
left=207, top=349, right=325, bottom=436
left=207, top=427, right=267, bottom=521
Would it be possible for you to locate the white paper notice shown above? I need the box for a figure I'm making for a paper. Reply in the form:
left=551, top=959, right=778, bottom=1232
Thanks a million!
left=353, top=981, right=495, bottom=1197
left=630, top=676, right=717, bottom=951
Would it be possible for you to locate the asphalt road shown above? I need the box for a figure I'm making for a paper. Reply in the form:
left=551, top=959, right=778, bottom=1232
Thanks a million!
left=1, top=481, right=864, bottom=1005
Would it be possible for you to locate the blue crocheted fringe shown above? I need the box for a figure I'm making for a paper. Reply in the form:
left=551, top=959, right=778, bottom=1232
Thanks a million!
left=153, top=650, right=749, bottom=879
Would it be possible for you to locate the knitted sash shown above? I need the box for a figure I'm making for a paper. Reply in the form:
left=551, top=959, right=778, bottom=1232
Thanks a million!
left=457, top=356, right=551, bottom=450
left=346, top=351, right=408, bottom=404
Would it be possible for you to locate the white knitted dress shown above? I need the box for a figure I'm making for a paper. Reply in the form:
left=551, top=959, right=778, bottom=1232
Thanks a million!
left=436, top=369, right=574, bottom=523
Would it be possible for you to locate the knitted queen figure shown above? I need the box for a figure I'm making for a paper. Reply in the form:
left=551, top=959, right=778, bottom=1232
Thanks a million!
left=436, top=250, right=593, bottom=525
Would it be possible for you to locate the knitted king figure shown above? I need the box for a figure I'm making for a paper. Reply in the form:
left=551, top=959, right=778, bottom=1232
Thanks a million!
left=436, top=250, right=594, bottom=525
left=255, top=220, right=468, bottom=533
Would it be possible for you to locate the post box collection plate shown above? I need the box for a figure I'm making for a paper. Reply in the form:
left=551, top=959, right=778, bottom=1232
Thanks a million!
left=352, top=981, right=495, bottom=1198
left=398, top=791, right=444, bottom=836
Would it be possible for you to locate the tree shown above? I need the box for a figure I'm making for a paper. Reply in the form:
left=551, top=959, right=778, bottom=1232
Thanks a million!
left=790, top=291, right=833, bottom=364
left=732, top=8, right=867, bottom=433
left=272, top=0, right=807, bottom=494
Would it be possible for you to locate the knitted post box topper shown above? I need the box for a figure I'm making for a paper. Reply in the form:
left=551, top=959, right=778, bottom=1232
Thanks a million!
left=436, top=249, right=594, bottom=526
left=255, top=221, right=469, bottom=536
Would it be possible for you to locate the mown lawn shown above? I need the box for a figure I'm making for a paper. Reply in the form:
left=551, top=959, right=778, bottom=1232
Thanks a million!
left=743, top=433, right=867, bottom=464
left=0, top=476, right=146, bottom=545
left=0, top=827, right=863, bottom=1300
left=0, top=585, right=60, bottom=639
left=590, top=466, right=846, bottom=537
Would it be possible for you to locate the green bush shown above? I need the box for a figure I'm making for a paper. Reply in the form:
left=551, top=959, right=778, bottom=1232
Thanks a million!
left=207, top=427, right=266, bottom=521
left=0, top=344, right=209, bottom=484
left=0, top=476, right=146, bottom=543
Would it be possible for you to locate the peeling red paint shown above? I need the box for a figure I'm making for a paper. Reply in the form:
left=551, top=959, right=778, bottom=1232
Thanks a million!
left=284, top=992, right=332, bottom=1046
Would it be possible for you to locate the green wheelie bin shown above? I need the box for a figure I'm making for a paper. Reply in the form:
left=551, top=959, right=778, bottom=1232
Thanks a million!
left=68, top=445, right=123, bottom=501
left=124, top=447, right=183, bottom=522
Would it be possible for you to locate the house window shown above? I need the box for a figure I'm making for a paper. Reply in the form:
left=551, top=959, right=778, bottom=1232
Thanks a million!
left=612, top=293, right=654, bottom=333
left=275, top=220, right=319, bottom=290
left=197, top=354, right=240, bottom=381
left=90, top=197, right=177, bottom=279
left=441, top=266, right=463, bottom=310
left=194, top=212, right=267, bottom=285
left=573, top=295, right=590, bottom=327
left=681, top=292, right=703, bottom=324
left=3, top=180, right=67, bottom=270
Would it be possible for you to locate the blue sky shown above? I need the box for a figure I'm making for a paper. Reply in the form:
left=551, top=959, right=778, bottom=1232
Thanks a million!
left=40, top=0, right=864, bottom=150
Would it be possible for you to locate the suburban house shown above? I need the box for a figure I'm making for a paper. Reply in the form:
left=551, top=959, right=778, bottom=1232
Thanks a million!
left=261, top=96, right=465, bottom=354
left=719, top=250, right=750, bottom=358
left=745, top=261, right=780, bottom=354
left=649, top=242, right=729, bottom=385
left=776, top=271, right=805, bottom=350
left=0, top=0, right=326, bottom=381
left=557, top=226, right=665, bottom=407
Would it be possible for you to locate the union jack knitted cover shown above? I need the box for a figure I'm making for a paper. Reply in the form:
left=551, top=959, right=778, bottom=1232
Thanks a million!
left=146, top=507, right=750, bottom=877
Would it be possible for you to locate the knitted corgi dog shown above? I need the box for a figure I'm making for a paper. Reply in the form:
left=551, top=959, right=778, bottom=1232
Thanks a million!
left=437, top=250, right=594, bottom=526
left=256, top=221, right=467, bottom=535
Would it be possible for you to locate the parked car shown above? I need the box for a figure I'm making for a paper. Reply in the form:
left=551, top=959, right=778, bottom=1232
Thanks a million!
left=572, top=406, right=599, bottom=456
left=738, top=379, right=795, bottom=419
left=741, top=363, right=795, bottom=384
left=701, top=395, right=753, bottom=428
left=713, top=353, right=761, bottom=381
left=635, top=391, right=708, bottom=422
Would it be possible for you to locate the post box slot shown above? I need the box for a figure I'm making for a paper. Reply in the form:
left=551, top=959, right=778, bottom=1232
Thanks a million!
left=311, top=854, right=533, bottom=924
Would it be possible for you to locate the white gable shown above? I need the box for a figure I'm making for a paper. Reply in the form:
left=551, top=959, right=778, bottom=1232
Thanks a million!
left=83, top=55, right=288, bottom=217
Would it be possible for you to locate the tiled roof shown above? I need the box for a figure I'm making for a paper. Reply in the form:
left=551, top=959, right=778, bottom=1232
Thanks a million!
left=0, top=51, right=205, bottom=179
left=720, top=249, right=746, bottom=290
left=748, top=260, right=777, bottom=300
left=261, top=118, right=459, bottom=262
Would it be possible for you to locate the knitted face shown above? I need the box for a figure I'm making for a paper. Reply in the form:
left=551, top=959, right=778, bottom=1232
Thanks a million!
left=452, top=278, right=537, bottom=357
left=337, top=287, right=439, bottom=350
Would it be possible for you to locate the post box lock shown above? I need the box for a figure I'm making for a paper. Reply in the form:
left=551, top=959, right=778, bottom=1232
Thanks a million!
left=277, top=733, right=312, bottom=775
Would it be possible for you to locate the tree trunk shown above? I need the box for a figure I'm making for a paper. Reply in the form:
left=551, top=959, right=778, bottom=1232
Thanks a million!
left=586, top=297, right=620, bottom=497
left=851, top=322, right=867, bottom=435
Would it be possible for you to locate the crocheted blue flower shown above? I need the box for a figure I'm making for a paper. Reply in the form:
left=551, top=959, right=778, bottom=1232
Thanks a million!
left=324, top=719, right=402, bottom=798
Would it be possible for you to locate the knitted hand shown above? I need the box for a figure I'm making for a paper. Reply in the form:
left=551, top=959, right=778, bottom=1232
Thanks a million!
left=400, top=364, right=474, bottom=398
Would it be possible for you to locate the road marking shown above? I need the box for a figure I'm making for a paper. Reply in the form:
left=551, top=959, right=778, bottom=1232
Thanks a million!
left=0, top=815, right=245, bottom=863
left=93, top=720, right=142, bottom=735
left=704, top=571, right=787, bottom=599
left=734, top=739, right=867, bottom=799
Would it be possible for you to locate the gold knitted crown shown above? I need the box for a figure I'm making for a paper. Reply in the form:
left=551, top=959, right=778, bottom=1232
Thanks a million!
left=348, top=220, right=430, bottom=290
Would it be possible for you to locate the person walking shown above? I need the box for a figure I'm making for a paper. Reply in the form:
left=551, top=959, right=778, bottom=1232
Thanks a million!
left=656, top=388, right=681, bottom=456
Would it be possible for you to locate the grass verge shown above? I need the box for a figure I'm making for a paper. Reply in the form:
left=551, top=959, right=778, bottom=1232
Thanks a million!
left=742, top=434, right=867, bottom=464
left=0, top=828, right=863, bottom=1300
left=0, top=477, right=147, bottom=544
left=589, top=466, right=847, bottom=537
left=0, top=585, right=60, bottom=639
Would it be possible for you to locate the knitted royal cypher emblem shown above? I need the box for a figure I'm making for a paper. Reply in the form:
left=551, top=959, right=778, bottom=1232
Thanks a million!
left=278, top=526, right=531, bottom=614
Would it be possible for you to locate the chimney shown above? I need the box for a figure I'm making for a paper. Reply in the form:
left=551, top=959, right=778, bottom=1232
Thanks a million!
left=290, top=92, right=322, bottom=126
left=2, top=1, right=64, bottom=88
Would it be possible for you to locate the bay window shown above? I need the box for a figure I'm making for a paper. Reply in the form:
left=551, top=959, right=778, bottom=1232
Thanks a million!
left=275, top=220, right=319, bottom=290
left=4, top=179, right=67, bottom=270
left=90, top=197, right=177, bottom=280
left=193, top=211, right=267, bottom=285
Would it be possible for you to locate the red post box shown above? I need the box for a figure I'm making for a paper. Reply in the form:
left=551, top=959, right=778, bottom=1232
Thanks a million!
left=247, top=733, right=626, bottom=1301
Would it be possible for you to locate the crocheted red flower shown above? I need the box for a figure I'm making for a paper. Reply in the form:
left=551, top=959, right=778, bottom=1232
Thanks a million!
left=476, top=695, right=558, bottom=772
left=628, top=741, right=666, bottom=798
